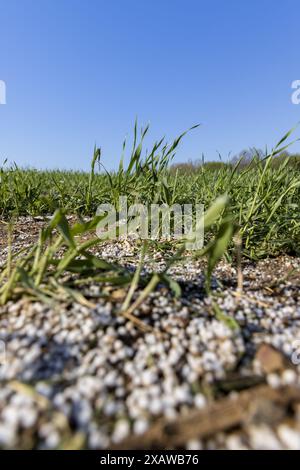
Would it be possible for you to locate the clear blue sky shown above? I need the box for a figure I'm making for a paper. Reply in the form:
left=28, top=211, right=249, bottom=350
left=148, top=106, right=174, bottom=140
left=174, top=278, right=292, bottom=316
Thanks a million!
left=0, top=0, right=299, bottom=170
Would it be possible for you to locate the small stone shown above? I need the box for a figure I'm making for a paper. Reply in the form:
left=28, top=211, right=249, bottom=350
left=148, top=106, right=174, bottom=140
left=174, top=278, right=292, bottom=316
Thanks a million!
left=248, top=424, right=283, bottom=450
left=186, top=439, right=202, bottom=450
left=267, top=373, right=281, bottom=388
left=112, top=420, right=130, bottom=443
left=281, top=369, right=297, bottom=385
left=277, top=425, right=300, bottom=449
left=255, top=344, right=287, bottom=374
left=194, top=393, right=206, bottom=409
left=133, top=419, right=149, bottom=435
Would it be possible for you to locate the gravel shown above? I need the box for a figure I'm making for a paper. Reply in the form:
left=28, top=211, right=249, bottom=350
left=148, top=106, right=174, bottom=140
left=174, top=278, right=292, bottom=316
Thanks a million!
left=0, top=219, right=300, bottom=449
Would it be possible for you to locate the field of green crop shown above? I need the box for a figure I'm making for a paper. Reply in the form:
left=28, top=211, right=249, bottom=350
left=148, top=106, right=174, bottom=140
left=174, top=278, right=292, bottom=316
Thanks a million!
left=0, top=124, right=299, bottom=311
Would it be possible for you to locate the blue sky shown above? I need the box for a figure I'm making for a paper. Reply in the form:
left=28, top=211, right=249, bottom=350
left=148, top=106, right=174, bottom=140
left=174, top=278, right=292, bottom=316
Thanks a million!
left=0, top=0, right=299, bottom=170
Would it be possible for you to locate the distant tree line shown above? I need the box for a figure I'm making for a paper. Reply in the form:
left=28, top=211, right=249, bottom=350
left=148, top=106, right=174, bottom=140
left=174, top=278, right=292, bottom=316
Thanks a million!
left=170, top=150, right=300, bottom=174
